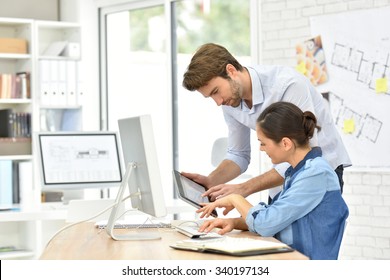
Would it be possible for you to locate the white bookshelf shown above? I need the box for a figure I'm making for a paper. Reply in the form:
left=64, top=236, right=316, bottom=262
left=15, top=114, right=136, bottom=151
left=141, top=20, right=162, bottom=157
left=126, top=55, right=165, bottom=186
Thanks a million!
left=0, top=17, right=82, bottom=260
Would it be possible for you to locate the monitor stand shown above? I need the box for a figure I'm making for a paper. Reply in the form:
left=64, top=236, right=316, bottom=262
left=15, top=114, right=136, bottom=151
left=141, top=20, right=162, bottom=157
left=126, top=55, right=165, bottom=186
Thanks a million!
left=105, top=162, right=162, bottom=241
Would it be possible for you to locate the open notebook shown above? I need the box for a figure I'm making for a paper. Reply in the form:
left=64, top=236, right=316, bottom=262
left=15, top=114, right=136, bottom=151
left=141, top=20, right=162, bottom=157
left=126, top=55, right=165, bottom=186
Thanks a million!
left=170, top=236, right=293, bottom=256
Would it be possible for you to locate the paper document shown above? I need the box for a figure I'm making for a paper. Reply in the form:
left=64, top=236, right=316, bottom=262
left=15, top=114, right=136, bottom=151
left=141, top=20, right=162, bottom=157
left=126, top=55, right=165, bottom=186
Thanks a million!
left=170, top=236, right=293, bottom=256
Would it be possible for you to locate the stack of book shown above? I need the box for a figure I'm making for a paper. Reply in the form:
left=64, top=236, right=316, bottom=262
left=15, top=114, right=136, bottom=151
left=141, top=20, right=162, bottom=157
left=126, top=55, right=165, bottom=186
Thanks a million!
left=0, top=108, right=31, bottom=138
left=0, top=160, right=32, bottom=208
left=0, top=72, right=31, bottom=99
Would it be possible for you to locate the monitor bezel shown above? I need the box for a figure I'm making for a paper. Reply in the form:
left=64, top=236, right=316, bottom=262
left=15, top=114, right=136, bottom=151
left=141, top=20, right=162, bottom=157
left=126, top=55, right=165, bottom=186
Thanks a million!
left=117, top=114, right=167, bottom=218
left=36, top=131, right=123, bottom=191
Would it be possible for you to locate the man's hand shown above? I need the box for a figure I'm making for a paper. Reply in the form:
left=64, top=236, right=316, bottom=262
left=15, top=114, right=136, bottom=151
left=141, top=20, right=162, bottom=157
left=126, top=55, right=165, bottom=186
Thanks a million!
left=202, top=183, right=247, bottom=201
left=203, top=169, right=285, bottom=201
left=183, top=168, right=284, bottom=202
left=180, top=171, right=212, bottom=189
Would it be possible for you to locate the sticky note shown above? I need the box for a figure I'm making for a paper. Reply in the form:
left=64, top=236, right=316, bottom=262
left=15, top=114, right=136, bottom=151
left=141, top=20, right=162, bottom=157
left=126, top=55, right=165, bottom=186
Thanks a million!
left=375, top=77, right=388, bottom=93
left=296, top=61, right=307, bottom=75
left=343, top=119, right=355, bottom=134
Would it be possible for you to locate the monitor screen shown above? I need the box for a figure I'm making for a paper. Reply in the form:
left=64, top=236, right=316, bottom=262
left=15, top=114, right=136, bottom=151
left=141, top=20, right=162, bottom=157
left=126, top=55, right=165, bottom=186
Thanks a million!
left=37, top=132, right=123, bottom=191
left=106, top=115, right=167, bottom=240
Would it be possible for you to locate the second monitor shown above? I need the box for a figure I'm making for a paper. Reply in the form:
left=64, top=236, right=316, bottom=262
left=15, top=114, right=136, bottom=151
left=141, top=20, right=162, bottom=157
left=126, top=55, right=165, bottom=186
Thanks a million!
left=106, top=114, right=167, bottom=240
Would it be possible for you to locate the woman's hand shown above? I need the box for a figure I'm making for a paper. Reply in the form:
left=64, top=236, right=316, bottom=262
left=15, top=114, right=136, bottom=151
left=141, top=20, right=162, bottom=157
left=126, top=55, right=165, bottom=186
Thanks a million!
left=197, top=194, right=253, bottom=221
left=198, top=218, right=236, bottom=235
left=196, top=195, right=237, bottom=218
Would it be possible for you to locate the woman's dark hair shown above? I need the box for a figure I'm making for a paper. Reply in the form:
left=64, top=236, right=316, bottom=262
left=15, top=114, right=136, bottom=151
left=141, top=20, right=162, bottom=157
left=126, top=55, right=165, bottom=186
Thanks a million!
left=182, top=43, right=244, bottom=91
left=257, top=101, right=321, bottom=147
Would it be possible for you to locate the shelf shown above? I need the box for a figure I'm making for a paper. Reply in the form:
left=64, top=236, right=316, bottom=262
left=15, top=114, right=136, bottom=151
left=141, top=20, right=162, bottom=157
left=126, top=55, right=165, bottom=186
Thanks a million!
left=0, top=155, right=33, bottom=160
left=38, top=55, right=80, bottom=61
left=0, top=17, right=33, bottom=25
left=40, top=105, right=81, bottom=110
left=0, top=208, right=67, bottom=222
left=0, top=98, right=32, bottom=104
left=0, top=249, right=35, bottom=260
left=0, top=17, right=83, bottom=260
left=0, top=53, right=31, bottom=60
left=36, top=20, right=80, bottom=29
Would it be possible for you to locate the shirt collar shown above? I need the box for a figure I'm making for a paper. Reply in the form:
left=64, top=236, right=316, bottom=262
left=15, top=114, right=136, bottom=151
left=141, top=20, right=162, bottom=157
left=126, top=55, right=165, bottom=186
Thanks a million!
left=246, top=66, right=264, bottom=107
left=285, top=146, right=323, bottom=178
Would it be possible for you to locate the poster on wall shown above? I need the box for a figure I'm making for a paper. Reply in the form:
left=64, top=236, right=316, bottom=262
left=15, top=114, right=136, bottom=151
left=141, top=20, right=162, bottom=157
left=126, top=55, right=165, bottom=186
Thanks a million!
left=310, top=7, right=390, bottom=169
left=295, top=35, right=329, bottom=86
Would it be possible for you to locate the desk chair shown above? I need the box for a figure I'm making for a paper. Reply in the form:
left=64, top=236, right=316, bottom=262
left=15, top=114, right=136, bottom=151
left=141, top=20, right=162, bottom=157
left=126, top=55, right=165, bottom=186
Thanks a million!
left=211, top=137, right=228, bottom=167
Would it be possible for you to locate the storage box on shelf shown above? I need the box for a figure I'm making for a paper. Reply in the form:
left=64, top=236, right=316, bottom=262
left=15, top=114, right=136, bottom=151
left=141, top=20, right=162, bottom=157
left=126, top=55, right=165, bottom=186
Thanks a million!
left=0, top=38, right=27, bottom=54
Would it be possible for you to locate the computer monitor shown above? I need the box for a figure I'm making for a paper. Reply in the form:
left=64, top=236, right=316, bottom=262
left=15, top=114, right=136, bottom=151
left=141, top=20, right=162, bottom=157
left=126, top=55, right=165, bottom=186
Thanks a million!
left=105, top=114, right=167, bottom=240
left=36, top=132, right=123, bottom=202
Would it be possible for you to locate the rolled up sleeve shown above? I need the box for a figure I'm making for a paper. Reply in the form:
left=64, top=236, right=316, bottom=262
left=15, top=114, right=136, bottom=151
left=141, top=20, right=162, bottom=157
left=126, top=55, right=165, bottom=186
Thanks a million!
left=246, top=202, right=268, bottom=233
left=223, top=110, right=252, bottom=173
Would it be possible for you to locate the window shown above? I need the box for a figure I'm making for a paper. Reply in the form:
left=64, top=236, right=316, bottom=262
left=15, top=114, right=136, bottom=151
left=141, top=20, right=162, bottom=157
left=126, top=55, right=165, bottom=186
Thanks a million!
left=100, top=2, right=173, bottom=202
left=99, top=0, right=256, bottom=205
left=173, top=0, right=252, bottom=177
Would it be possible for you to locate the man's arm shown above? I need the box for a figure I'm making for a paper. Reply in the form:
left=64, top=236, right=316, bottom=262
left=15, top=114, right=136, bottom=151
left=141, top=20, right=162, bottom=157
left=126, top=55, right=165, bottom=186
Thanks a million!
left=181, top=159, right=241, bottom=189
left=208, top=159, right=241, bottom=186
left=240, top=168, right=284, bottom=196
left=204, top=168, right=284, bottom=200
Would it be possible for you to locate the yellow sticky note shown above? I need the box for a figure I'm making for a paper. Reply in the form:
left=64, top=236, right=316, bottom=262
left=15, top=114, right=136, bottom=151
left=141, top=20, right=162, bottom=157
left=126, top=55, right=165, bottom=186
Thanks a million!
left=343, top=119, right=355, bottom=134
left=376, top=77, right=388, bottom=93
left=296, top=61, right=307, bottom=75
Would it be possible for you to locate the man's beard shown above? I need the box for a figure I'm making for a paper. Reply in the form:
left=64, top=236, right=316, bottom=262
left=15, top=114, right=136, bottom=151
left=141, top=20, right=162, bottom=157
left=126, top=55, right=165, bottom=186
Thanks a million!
left=229, top=79, right=242, bottom=108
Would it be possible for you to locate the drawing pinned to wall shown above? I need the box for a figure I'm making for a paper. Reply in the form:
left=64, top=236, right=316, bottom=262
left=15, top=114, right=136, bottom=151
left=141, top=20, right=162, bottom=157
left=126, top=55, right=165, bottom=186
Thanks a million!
left=296, top=35, right=329, bottom=86
left=311, top=7, right=390, bottom=168
left=324, top=91, right=382, bottom=142
left=329, top=41, right=390, bottom=94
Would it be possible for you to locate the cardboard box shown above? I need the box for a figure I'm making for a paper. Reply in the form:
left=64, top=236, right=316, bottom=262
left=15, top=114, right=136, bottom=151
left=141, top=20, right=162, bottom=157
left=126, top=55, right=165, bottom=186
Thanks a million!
left=0, top=38, right=28, bottom=54
left=0, top=137, right=32, bottom=155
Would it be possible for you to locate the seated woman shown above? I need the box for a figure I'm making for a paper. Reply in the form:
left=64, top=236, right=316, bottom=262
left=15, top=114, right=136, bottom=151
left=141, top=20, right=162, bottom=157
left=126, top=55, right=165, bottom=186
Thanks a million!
left=197, top=101, right=349, bottom=260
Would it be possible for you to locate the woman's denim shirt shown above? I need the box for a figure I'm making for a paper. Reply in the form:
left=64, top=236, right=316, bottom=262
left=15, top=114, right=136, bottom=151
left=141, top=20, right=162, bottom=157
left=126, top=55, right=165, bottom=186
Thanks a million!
left=246, top=147, right=349, bottom=259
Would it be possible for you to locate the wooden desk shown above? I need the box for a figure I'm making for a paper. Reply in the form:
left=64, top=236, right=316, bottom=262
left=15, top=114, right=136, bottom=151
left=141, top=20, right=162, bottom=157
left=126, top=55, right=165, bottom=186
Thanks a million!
left=40, top=222, right=308, bottom=260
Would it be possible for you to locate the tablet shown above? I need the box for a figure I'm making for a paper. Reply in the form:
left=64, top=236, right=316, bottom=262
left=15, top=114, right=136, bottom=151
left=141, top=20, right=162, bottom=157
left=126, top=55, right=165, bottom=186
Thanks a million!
left=172, top=170, right=218, bottom=217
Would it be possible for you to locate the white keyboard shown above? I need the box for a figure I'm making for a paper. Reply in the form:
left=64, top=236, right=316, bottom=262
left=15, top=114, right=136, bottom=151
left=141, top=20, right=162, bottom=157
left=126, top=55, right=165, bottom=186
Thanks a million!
left=174, top=225, right=222, bottom=239
left=95, top=221, right=171, bottom=229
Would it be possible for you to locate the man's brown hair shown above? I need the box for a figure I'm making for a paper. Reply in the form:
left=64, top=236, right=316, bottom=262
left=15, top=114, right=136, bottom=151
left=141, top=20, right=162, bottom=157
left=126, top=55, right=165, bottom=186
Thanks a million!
left=182, top=43, right=244, bottom=91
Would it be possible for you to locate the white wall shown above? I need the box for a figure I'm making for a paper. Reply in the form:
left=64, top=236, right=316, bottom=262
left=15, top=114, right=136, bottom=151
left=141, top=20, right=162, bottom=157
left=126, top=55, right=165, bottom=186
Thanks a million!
left=259, top=0, right=390, bottom=260
left=0, top=0, right=58, bottom=20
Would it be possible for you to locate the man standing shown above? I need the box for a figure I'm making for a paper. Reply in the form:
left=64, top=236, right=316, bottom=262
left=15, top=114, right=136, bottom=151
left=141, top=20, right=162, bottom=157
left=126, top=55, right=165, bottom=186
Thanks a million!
left=181, top=43, right=351, bottom=201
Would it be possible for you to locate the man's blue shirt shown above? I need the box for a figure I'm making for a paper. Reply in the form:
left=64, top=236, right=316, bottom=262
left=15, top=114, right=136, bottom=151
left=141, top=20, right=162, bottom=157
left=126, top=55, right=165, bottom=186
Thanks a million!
left=222, top=65, right=351, bottom=176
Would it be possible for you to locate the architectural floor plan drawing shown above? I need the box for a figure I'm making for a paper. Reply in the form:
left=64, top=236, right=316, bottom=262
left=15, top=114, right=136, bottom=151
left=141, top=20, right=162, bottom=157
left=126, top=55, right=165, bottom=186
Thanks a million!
left=331, top=42, right=390, bottom=94
left=311, top=7, right=390, bottom=168
left=327, top=92, right=382, bottom=143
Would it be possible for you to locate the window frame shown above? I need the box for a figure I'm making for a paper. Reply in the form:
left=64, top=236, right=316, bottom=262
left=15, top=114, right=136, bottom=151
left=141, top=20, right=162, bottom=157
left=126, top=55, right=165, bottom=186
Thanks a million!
left=98, top=0, right=261, bottom=203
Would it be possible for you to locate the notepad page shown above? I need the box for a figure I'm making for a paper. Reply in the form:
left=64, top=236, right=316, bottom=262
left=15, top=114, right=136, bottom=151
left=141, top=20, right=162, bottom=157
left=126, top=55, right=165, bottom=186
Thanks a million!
left=176, top=236, right=288, bottom=253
